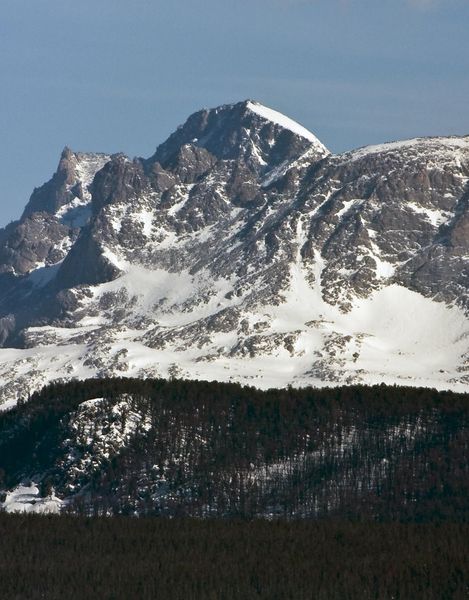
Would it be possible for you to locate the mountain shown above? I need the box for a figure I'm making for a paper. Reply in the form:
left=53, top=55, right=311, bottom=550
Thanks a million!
left=0, top=99, right=469, bottom=407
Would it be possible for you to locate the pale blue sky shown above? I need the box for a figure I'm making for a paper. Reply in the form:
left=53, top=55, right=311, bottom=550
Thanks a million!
left=1, top=0, right=468, bottom=226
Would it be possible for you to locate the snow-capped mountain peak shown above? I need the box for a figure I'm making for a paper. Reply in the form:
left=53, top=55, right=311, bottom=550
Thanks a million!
left=0, top=100, right=469, bottom=407
left=149, top=99, right=328, bottom=172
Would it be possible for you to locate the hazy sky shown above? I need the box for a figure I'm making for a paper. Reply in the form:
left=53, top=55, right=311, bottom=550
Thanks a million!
left=1, top=0, right=468, bottom=226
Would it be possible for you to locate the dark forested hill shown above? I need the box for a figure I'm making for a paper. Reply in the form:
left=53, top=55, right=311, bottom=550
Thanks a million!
left=1, top=378, right=468, bottom=520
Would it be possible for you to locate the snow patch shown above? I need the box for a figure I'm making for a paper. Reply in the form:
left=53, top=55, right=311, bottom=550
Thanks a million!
left=336, top=199, right=361, bottom=219
left=407, top=201, right=451, bottom=227
left=1, top=483, right=63, bottom=514
left=345, top=136, right=469, bottom=163
left=56, top=198, right=93, bottom=227
left=247, top=101, right=329, bottom=153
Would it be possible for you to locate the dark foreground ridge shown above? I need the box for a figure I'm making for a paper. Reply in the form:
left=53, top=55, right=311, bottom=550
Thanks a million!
left=1, top=378, right=468, bottom=520
left=0, top=514, right=468, bottom=600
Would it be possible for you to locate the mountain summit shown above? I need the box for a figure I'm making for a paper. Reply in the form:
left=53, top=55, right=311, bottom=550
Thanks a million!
left=149, top=100, right=329, bottom=170
left=0, top=100, right=468, bottom=407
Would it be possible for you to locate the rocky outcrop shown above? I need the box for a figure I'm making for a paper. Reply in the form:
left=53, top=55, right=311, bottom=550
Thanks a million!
left=22, top=147, right=111, bottom=219
left=0, top=213, right=72, bottom=275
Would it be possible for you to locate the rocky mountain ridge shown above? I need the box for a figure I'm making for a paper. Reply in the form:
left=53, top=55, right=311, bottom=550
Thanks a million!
left=0, top=99, right=468, bottom=406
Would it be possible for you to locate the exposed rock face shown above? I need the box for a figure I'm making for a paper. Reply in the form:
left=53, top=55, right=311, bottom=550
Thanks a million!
left=149, top=100, right=328, bottom=172
left=22, top=147, right=111, bottom=219
left=0, top=99, right=468, bottom=406
left=0, top=213, right=72, bottom=275
left=0, top=149, right=110, bottom=278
